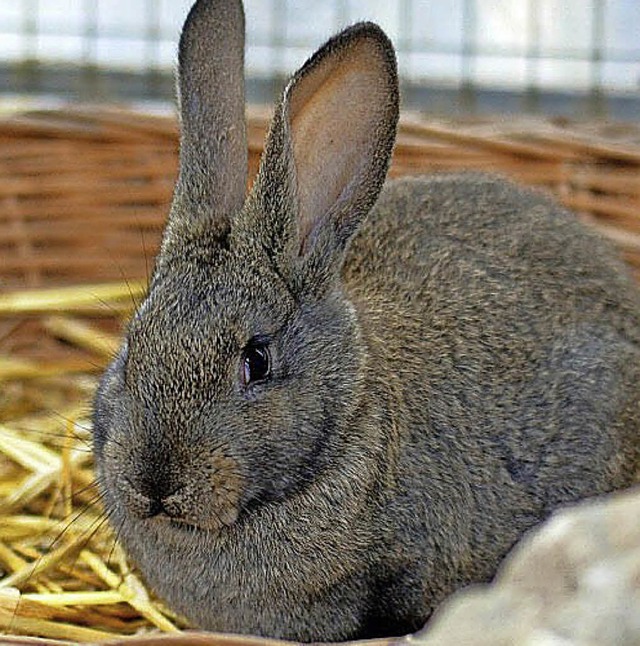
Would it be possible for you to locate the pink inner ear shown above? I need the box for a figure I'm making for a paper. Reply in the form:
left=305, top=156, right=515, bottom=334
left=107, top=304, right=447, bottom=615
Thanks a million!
left=288, top=38, right=392, bottom=252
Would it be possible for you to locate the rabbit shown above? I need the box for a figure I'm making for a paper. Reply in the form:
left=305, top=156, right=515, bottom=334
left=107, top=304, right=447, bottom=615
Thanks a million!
left=92, top=0, right=640, bottom=641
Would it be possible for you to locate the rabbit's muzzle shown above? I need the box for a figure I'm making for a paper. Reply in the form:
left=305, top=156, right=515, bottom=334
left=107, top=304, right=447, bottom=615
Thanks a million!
left=112, top=445, right=244, bottom=531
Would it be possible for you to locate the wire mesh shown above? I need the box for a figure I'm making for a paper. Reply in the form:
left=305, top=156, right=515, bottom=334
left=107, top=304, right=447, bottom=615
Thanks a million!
left=0, top=0, right=638, bottom=118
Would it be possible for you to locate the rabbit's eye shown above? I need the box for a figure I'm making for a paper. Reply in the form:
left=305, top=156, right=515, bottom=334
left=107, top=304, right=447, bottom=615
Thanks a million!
left=242, top=342, right=271, bottom=386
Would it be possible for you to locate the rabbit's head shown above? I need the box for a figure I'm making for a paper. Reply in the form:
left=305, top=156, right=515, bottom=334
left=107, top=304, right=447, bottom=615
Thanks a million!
left=93, top=0, right=398, bottom=537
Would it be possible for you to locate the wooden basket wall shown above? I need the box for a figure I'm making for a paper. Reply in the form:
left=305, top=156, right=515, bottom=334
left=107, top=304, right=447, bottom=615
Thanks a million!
left=1, top=106, right=639, bottom=292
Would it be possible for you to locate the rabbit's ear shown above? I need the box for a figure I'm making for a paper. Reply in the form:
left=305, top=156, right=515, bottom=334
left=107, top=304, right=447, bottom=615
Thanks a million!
left=163, top=0, right=247, bottom=253
left=245, top=22, right=398, bottom=296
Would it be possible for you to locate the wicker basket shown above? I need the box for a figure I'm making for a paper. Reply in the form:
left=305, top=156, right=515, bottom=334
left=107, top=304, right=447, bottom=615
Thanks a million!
left=1, top=105, right=639, bottom=291
left=0, top=106, right=639, bottom=644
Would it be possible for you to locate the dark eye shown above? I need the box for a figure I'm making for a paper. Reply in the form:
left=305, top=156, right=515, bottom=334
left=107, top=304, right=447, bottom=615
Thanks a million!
left=242, top=342, right=271, bottom=387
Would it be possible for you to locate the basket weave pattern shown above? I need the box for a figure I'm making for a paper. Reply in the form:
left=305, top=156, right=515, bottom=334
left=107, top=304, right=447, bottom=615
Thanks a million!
left=1, top=107, right=639, bottom=291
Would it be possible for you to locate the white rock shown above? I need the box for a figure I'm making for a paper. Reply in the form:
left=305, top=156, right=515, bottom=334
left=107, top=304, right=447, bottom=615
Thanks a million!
left=411, top=486, right=640, bottom=646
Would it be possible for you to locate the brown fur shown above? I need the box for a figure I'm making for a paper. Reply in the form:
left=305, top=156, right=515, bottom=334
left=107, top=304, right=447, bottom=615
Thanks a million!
left=92, top=0, right=640, bottom=641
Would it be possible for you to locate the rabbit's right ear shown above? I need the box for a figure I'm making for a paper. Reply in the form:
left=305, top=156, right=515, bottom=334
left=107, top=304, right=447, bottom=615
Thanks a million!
left=241, top=22, right=399, bottom=298
left=162, top=0, right=247, bottom=255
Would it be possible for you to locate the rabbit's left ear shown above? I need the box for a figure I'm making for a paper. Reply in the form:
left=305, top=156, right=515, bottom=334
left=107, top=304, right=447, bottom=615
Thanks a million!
left=242, top=22, right=399, bottom=296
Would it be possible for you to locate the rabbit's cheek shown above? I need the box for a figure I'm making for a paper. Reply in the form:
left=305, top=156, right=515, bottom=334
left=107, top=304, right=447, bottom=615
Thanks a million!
left=92, top=349, right=127, bottom=457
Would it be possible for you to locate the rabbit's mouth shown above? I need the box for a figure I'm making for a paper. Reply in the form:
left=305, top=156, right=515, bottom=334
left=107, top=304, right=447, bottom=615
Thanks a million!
left=166, top=517, right=204, bottom=532
left=141, top=499, right=240, bottom=533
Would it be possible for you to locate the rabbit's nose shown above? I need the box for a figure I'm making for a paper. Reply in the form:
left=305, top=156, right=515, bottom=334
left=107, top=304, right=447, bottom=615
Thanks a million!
left=121, top=475, right=181, bottom=519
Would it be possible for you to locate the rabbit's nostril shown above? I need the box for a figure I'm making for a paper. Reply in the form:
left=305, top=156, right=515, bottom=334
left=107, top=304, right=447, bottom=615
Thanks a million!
left=147, top=497, right=164, bottom=518
left=161, top=491, right=184, bottom=517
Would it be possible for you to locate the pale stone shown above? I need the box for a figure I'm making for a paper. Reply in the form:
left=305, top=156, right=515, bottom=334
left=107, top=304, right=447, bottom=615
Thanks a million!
left=410, top=486, right=640, bottom=646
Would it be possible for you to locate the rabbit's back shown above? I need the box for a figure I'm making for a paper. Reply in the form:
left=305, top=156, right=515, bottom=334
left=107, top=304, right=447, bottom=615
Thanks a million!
left=344, top=173, right=640, bottom=490
left=347, top=173, right=640, bottom=345
left=342, top=173, right=640, bottom=616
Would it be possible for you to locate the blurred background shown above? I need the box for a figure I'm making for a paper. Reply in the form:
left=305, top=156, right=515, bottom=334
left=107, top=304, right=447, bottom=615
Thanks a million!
left=0, top=0, right=639, bottom=119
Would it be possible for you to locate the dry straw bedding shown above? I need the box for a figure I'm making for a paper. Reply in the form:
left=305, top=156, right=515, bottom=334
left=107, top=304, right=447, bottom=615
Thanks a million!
left=0, top=106, right=639, bottom=643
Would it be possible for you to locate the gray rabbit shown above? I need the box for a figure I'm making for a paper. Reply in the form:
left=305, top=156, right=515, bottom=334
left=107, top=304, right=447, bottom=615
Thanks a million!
left=92, top=0, right=640, bottom=641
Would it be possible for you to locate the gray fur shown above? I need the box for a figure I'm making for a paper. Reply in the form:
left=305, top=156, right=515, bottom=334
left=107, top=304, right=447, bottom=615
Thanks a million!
left=92, top=0, right=640, bottom=641
left=165, top=0, right=247, bottom=250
